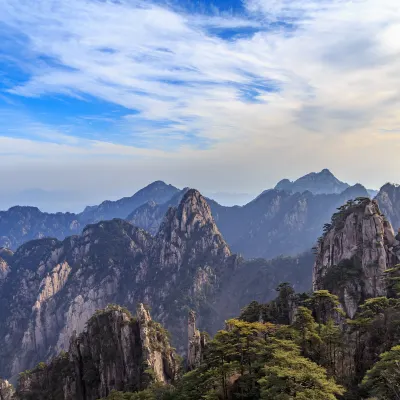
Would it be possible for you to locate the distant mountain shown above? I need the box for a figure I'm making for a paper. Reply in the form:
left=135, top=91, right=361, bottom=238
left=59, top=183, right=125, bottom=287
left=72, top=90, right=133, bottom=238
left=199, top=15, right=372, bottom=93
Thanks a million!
left=275, top=168, right=350, bottom=194
left=0, top=206, right=81, bottom=250
left=0, top=181, right=179, bottom=250
left=79, top=180, right=180, bottom=223
left=129, top=184, right=370, bottom=259
left=0, top=190, right=312, bottom=379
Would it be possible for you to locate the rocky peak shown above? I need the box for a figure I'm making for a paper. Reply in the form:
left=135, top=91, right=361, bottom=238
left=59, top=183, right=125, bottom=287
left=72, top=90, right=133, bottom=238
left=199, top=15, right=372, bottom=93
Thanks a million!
left=313, top=197, right=400, bottom=317
left=275, top=169, right=350, bottom=195
left=159, top=189, right=219, bottom=237
left=155, top=189, right=231, bottom=268
left=17, top=304, right=178, bottom=400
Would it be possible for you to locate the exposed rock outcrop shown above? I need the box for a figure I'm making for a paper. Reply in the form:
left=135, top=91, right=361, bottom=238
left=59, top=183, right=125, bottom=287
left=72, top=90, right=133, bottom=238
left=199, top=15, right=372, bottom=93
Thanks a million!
left=16, top=304, right=177, bottom=400
left=0, top=256, right=10, bottom=283
left=0, top=379, right=14, bottom=400
left=187, top=311, right=206, bottom=371
left=313, top=198, right=400, bottom=317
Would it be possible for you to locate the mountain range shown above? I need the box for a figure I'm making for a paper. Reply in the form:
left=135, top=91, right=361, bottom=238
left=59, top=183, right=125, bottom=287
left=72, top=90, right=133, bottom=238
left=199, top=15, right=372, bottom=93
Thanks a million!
left=2, top=170, right=400, bottom=399
left=0, top=169, right=393, bottom=261
left=0, top=189, right=312, bottom=380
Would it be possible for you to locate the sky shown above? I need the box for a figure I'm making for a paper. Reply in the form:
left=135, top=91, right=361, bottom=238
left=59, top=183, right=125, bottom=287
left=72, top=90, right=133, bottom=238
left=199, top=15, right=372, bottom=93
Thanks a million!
left=0, top=0, right=400, bottom=211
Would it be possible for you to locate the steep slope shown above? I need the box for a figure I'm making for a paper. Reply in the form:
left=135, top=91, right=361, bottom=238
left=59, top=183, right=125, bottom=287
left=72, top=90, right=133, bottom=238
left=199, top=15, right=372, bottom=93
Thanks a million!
left=80, top=180, right=180, bottom=224
left=130, top=184, right=370, bottom=259
left=16, top=304, right=178, bottom=400
left=0, top=190, right=234, bottom=378
left=376, top=183, right=400, bottom=232
left=313, top=197, right=400, bottom=317
left=0, top=181, right=179, bottom=250
left=0, top=190, right=314, bottom=379
left=274, top=168, right=350, bottom=194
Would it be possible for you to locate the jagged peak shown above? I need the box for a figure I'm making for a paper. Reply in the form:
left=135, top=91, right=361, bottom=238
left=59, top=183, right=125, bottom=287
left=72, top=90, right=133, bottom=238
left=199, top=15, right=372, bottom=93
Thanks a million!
left=163, top=189, right=220, bottom=235
left=156, top=188, right=231, bottom=257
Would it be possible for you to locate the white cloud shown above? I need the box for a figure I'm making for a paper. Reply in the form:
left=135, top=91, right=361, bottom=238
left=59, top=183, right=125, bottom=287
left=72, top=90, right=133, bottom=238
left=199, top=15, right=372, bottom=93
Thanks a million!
left=0, top=0, right=400, bottom=202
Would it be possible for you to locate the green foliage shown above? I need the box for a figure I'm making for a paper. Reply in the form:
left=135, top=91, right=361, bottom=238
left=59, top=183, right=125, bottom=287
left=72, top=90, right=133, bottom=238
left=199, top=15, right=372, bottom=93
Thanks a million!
left=173, top=318, right=342, bottom=400
left=306, top=290, right=342, bottom=324
left=239, top=283, right=300, bottom=326
left=100, top=383, right=176, bottom=400
left=360, top=345, right=400, bottom=400
left=259, top=339, right=344, bottom=400
left=293, top=306, right=321, bottom=360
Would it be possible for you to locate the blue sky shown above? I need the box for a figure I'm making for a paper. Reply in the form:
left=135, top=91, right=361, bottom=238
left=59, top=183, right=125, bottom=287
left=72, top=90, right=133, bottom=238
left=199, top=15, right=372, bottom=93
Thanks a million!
left=0, top=0, right=400, bottom=211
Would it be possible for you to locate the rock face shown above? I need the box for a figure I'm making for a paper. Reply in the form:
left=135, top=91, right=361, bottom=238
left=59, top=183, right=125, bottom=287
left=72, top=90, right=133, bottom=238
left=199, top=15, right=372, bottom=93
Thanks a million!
left=0, top=181, right=179, bottom=250
left=0, top=189, right=314, bottom=379
left=0, top=379, right=14, bottom=400
left=0, top=254, right=11, bottom=283
left=16, top=304, right=178, bottom=400
left=274, top=169, right=350, bottom=195
left=313, top=198, right=400, bottom=317
left=187, top=311, right=206, bottom=371
left=376, top=183, right=400, bottom=233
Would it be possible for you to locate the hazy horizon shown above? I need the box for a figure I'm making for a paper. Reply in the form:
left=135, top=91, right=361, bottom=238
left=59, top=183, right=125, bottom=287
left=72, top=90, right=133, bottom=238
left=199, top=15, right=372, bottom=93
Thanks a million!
left=0, top=168, right=386, bottom=213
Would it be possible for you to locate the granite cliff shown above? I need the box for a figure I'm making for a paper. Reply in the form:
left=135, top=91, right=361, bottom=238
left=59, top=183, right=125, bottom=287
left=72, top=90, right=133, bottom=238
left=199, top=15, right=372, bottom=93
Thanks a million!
left=16, top=304, right=177, bottom=400
left=313, top=197, right=400, bottom=317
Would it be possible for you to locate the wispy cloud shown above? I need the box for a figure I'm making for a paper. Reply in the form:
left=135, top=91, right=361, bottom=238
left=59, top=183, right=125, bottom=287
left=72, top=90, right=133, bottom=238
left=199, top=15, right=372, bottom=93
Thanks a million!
left=0, top=0, right=400, bottom=200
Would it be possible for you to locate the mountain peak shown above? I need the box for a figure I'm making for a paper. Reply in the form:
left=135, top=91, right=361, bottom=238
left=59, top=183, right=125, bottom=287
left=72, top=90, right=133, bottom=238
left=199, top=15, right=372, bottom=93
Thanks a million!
left=156, top=188, right=231, bottom=265
left=313, top=197, right=400, bottom=317
left=159, top=189, right=221, bottom=237
left=275, top=169, right=350, bottom=195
